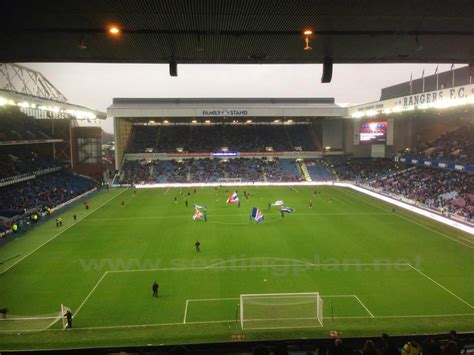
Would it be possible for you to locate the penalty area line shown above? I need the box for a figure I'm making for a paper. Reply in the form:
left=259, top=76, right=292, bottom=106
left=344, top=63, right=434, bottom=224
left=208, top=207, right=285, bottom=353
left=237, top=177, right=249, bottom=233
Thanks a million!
left=74, top=272, right=110, bottom=318
left=353, top=295, right=375, bottom=318
left=408, top=264, right=474, bottom=309
left=183, top=300, right=189, bottom=324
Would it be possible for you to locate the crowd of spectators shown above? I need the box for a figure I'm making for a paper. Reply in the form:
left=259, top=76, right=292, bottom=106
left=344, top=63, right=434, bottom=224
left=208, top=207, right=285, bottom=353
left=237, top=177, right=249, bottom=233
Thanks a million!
left=0, top=107, right=51, bottom=142
left=120, top=158, right=303, bottom=184
left=0, top=170, right=96, bottom=237
left=402, top=124, right=474, bottom=165
left=161, top=331, right=467, bottom=355
left=371, top=167, right=473, bottom=222
left=126, top=124, right=318, bottom=153
left=0, top=148, right=62, bottom=180
left=325, top=157, right=404, bottom=182
left=0, top=172, right=96, bottom=219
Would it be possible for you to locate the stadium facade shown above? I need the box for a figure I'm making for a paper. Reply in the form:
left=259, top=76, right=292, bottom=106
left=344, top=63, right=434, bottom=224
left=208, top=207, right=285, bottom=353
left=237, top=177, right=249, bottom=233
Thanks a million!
left=0, top=64, right=107, bottom=180
left=109, top=97, right=350, bottom=170
left=109, top=66, right=473, bottom=175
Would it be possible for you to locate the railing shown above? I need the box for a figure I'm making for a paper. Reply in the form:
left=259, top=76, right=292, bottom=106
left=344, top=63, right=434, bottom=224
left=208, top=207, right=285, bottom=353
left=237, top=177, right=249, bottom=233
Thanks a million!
left=396, top=154, right=474, bottom=173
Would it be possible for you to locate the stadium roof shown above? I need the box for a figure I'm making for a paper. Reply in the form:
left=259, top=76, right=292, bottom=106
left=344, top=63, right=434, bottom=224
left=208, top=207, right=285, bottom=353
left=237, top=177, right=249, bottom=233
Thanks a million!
left=1, top=0, right=474, bottom=64
left=108, top=97, right=345, bottom=118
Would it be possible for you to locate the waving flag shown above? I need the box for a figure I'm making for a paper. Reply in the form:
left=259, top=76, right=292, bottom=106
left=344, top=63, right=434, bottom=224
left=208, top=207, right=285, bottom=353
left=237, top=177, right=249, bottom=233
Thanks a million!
left=193, top=208, right=203, bottom=221
left=281, top=207, right=295, bottom=213
left=251, top=207, right=264, bottom=223
left=226, top=191, right=239, bottom=204
left=271, top=200, right=285, bottom=207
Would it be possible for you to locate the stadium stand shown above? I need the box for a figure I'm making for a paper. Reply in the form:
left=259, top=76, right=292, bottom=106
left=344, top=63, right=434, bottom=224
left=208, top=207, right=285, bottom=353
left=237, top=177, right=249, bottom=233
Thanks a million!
left=325, top=157, right=404, bottom=182
left=125, top=124, right=319, bottom=153
left=304, top=159, right=337, bottom=181
left=0, top=106, right=51, bottom=142
left=0, top=148, right=62, bottom=180
left=401, top=123, right=474, bottom=165
left=0, top=107, right=97, bottom=237
left=0, top=172, right=95, bottom=218
left=120, top=158, right=303, bottom=184
left=371, top=167, right=473, bottom=222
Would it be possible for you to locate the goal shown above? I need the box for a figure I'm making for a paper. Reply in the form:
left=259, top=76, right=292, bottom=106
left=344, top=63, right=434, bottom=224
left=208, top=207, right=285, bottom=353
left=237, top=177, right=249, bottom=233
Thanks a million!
left=218, top=178, right=242, bottom=183
left=239, top=292, right=323, bottom=330
left=0, top=304, right=71, bottom=333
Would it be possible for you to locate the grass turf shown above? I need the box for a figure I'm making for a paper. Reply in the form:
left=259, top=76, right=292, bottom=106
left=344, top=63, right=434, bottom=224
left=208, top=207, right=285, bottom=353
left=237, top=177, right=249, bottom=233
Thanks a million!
left=0, top=186, right=473, bottom=350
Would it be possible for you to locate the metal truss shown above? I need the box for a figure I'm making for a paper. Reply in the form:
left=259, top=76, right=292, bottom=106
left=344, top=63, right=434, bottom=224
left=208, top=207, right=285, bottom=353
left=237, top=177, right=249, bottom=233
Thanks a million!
left=0, top=63, right=68, bottom=102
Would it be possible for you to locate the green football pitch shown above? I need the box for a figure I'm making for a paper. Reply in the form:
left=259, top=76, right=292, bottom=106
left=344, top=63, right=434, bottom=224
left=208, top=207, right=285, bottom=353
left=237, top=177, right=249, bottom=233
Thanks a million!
left=0, top=186, right=473, bottom=350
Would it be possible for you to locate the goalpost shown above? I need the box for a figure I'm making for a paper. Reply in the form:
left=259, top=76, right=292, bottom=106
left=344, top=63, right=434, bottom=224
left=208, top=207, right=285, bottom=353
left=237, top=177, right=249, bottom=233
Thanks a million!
left=0, top=305, right=71, bottom=333
left=239, top=292, right=323, bottom=330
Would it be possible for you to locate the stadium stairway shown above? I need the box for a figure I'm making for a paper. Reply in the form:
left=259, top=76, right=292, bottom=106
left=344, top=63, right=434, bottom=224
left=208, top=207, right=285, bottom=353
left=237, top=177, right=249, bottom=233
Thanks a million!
left=297, top=160, right=312, bottom=181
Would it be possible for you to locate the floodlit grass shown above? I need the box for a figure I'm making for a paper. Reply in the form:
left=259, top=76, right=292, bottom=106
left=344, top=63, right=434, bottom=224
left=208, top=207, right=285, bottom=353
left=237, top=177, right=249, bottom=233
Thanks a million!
left=0, top=186, right=473, bottom=350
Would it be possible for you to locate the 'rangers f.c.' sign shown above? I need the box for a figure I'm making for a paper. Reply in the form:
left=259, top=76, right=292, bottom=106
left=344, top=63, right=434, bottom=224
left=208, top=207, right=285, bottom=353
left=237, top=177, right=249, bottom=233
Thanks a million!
left=349, top=84, right=474, bottom=118
left=399, top=86, right=471, bottom=107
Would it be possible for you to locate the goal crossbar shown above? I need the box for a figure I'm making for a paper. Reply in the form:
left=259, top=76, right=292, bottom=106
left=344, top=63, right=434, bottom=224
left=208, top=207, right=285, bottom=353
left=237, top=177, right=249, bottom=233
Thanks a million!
left=0, top=304, right=71, bottom=333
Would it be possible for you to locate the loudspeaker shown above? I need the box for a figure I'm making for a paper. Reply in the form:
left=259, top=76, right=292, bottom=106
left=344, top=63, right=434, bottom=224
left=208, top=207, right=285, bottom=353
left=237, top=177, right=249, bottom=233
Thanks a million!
left=169, top=62, right=178, bottom=77
left=321, top=57, right=333, bottom=83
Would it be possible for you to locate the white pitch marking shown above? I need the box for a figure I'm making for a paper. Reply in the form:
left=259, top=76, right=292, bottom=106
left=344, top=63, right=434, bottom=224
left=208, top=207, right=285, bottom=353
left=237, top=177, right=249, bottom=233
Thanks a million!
left=183, top=300, right=189, bottom=324
left=338, top=188, right=474, bottom=249
left=353, top=295, right=375, bottom=318
left=0, top=189, right=128, bottom=275
left=74, top=271, right=110, bottom=318
left=408, top=264, right=474, bottom=309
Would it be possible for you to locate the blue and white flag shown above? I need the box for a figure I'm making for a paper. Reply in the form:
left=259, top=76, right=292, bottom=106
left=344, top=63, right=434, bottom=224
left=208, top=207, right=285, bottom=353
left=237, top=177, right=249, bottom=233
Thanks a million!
left=271, top=200, right=285, bottom=207
left=281, top=207, right=295, bottom=213
left=251, top=207, right=264, bottom=223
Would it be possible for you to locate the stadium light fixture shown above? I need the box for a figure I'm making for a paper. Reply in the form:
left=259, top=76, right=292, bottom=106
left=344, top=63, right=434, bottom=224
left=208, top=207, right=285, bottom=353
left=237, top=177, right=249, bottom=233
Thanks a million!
left=163, top=120, right=169, bottom=124
left=246, top=119, right=252, bottom=123
left=205, top=120, right=211, bottom=123
left=79, top=34, right=87, bottom=49
left=303, top=30, right=313, bottom=51
left=0, top=97, right=8, bottom=106
left=192, top=120, right=197, bottom=123
left=108, top=26, right=121, bottom=36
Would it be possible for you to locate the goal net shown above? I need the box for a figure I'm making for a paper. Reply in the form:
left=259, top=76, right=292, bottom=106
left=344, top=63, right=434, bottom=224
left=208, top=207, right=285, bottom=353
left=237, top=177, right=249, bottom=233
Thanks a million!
left=240, top=292, right=323, bottom=330
left=218, top=178, right=242, bottom=183
left=0, top=304, right=71, bottom=333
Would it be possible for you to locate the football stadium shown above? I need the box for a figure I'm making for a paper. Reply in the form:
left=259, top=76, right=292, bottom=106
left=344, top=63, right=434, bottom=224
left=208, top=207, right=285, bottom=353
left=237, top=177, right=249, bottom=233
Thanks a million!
left=1, top=1, right=474, bottom=354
